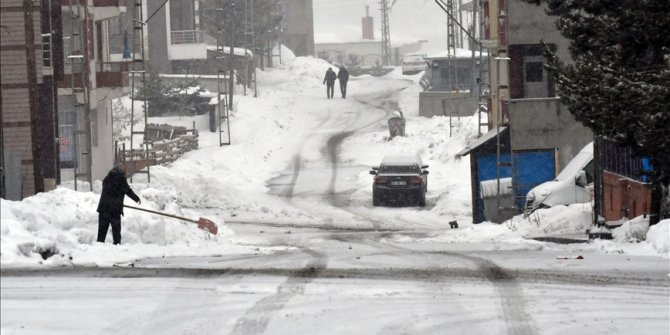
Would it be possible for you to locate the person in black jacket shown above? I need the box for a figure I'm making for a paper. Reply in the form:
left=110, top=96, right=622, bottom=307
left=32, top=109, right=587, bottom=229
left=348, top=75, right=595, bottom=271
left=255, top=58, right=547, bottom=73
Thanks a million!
left=337, top=66, right=349, bottom=98
left=96, top=163, right=141, bottom=245
left=323, top=67, right=337, bottom=99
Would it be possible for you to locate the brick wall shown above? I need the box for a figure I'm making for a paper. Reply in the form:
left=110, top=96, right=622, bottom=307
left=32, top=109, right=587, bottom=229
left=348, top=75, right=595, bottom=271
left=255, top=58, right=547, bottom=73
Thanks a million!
left=603, top=171, right=652, bottom=221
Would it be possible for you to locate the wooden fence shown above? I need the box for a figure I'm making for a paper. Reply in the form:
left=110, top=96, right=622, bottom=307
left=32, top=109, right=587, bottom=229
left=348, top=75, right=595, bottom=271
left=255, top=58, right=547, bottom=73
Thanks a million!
left=116, top=124, right=199, bottom=175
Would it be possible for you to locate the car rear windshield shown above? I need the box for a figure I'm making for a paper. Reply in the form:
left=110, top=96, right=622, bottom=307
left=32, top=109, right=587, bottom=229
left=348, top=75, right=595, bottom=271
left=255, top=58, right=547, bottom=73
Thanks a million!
left=379, top=164, right=421, bottom=174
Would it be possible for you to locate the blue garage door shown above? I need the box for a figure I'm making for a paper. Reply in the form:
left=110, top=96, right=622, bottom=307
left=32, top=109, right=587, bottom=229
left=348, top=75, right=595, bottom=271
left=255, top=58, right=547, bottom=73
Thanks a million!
left=513, top=150, right=556, bottom=210
left=476, top=150, right=556, bottom=219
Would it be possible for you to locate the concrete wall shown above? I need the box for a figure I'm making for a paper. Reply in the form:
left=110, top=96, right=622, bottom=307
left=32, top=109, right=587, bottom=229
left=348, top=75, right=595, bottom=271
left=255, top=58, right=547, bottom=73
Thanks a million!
left=147, top=0, right=171, bottom=73
left=419, top=92, right=479, bottom=118
left=604, top=171, right=652, bottom=222
left=508, top=97, right=592, bottom=170
left=508, top=0, right=571, bottom=63
left=91, top=87, right=124, bottom=181
left=280, top=0, right=314, bottom=56
left=425, top=57, right=480, bottom=92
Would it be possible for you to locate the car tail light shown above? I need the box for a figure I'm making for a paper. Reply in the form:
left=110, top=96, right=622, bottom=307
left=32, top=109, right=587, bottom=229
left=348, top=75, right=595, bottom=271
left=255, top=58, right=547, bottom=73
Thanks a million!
left=374, top=176, right=388, bottom=184
left=409, top=176, right=423, bottom=184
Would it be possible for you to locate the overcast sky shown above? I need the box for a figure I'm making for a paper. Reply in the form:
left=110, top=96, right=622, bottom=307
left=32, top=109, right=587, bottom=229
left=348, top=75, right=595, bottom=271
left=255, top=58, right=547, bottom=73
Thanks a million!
left=312, top=0, right=474, bottom=54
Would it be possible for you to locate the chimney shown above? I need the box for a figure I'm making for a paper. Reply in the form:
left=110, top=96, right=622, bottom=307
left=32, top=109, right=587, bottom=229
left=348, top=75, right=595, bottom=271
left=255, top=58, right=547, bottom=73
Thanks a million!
left=362, top=5, right=374, bottom=40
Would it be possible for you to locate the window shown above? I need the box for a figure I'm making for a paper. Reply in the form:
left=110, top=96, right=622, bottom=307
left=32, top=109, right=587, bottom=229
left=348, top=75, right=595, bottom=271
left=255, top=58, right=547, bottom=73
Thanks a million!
left=379, top=164, right=421, bottom=174
left=525, top=62, right=543, bottom=83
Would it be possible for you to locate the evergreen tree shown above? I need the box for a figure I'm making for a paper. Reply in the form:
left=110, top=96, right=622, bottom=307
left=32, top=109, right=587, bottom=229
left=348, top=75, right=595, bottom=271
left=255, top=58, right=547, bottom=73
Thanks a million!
left=200, top=0, right=282, bottom=50
left=137, top=66, right=206, bottom=117
left=524, top=0, right=670, bottom=182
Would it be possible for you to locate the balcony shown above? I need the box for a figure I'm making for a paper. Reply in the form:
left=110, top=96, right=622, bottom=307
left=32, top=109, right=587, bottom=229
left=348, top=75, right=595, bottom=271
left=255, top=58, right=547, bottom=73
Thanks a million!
left=168, top=30, right=207, bottom=60
left=171, top=30, right=205, bottom=45
left=96, top=61, right=129, bottom=88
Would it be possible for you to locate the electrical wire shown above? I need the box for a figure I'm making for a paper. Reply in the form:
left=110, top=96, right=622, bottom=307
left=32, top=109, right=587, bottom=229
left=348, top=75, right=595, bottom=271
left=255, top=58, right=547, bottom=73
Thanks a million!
left=145, top=0, right=170, bottom=24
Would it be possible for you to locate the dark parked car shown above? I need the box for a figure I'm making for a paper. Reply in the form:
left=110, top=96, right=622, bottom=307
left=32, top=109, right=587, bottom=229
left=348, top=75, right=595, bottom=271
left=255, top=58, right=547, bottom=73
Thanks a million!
left=370, top=155, right=429, bottom=207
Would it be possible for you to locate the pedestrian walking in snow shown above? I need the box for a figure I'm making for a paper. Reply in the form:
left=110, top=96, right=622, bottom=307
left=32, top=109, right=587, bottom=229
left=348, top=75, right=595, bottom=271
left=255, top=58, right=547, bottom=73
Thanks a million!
left=96, top=162, right=141, bottom=245
left=323, top=67, right=337, bottom=99
left=337, top=66, right=349, bottom=98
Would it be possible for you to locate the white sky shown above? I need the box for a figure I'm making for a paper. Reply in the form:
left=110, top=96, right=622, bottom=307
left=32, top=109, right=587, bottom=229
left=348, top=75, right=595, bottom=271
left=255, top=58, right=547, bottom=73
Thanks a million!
left=313, top=0, right=474, bottom=54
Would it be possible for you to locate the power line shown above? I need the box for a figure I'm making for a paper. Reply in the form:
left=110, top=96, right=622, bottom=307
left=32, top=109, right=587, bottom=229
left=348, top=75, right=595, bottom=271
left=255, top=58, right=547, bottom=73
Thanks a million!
left=145, top=0, right=170, bottom=24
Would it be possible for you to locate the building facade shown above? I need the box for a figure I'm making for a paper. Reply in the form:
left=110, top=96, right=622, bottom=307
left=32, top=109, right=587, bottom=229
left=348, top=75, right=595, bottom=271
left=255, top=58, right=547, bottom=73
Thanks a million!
left=458, top=0, right=593, bottom=223
left=1, top=0, right=63, bottom=200
left=57, top=0, right=129, bottom=185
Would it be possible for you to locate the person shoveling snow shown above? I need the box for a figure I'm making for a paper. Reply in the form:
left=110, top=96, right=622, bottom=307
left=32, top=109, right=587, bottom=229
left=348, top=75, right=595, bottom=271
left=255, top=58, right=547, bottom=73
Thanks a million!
left=96, top=163, right=141, bottom=245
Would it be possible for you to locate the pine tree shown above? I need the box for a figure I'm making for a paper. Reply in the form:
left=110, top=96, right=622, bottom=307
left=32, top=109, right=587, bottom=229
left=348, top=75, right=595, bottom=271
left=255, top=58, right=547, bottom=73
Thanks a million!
left=524, top=0, right=670, bottom=182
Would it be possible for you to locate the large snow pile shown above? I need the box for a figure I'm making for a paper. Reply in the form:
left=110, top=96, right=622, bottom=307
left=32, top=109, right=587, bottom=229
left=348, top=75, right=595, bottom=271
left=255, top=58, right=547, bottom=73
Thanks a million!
left=0, top=187, right=240, bottom=267
left=646, top=219, right=670, bottom=253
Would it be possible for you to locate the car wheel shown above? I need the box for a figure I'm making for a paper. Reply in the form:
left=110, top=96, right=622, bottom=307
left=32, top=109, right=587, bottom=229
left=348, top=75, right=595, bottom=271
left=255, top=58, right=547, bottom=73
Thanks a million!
left=418, top=191, right=426, bottom=207
left=373, top=192, right=380, bottom=207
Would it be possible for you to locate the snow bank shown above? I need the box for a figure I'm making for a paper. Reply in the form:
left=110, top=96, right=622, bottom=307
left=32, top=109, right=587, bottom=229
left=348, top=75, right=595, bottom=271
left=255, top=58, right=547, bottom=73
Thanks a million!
left=646, top=219, right=670, bottom=254
left=0, top=187, right=240, bottom=267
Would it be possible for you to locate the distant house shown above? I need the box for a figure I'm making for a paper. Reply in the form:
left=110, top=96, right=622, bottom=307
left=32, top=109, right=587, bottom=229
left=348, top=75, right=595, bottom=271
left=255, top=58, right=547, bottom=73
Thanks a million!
left=314, top=5, right=424, bottom=71
left=419, top=48, right=485, bottom=118
left=315, top=40, right=425, bottom=70
left=112, top=0, right=312, bottom=75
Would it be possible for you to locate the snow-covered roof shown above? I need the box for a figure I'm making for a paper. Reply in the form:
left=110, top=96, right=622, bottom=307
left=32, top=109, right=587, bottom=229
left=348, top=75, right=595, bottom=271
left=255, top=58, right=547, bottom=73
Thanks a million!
left=427, top=48, right=487, bottom=60
left=456, top=127, right=507, bottom=157
left=206, top=45, right=252, bottom=57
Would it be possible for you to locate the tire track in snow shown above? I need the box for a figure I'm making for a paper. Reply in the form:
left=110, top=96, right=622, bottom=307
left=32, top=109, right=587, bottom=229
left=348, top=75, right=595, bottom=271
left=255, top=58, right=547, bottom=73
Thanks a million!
left=327, top=234, right=539, bottom=335
left=421, top=249, right=539, bottom=335
left=229, top=248, right=327, bottom=335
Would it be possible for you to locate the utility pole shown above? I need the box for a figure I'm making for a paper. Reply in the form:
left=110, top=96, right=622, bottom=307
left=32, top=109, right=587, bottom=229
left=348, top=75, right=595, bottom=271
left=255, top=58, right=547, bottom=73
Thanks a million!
left=244, top=0, right=257, bottom=97
left=445, top=0, right=458, bottom=92
left=251, top=0, right=257, bottom=97
left=0, top=53, right=4, bottom=198
left=228, top=1, right=236, bottom=111
left=380, top=0, right=391, bottom=66
left=24, top=0, right=45, bottom=193
left=216, top=0, right=230, bottom=146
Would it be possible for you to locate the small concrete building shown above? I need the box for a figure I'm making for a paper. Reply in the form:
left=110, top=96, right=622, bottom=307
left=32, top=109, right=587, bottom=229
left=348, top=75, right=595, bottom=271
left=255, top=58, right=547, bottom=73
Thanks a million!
left=419, top=48, right=485, bottom=118
left=457, top=0, right=593, bottom=223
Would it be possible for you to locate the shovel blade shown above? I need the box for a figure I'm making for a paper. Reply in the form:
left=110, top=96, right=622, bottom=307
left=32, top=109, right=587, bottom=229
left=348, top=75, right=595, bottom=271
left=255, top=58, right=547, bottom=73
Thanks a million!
left=197, top=217, right=218, bottom=235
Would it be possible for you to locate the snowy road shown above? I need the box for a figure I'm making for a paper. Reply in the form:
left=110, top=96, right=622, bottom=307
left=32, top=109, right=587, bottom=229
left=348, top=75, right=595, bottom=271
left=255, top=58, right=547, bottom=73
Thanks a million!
left=2, top=59, right=669, bottom=334
left=2, top=228, right=668, bottom=335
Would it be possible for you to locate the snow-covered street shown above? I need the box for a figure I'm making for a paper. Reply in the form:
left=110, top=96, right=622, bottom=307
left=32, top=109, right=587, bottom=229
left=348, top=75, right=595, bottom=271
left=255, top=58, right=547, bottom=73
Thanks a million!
left=1, top=57, right=669, bottom=334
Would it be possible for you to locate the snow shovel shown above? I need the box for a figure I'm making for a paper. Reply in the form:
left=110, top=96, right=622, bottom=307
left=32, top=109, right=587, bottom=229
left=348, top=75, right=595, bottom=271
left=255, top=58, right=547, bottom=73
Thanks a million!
left=124, top=204, right=218, bottom=235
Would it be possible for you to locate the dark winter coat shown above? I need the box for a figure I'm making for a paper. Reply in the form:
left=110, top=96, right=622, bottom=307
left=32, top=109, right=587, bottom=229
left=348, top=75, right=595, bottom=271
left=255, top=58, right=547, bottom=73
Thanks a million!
left=323, top=69, right=337, bottom=84
left=337, top=68, right=349, bottom=82
left=96, top=167, right=140, bottom=217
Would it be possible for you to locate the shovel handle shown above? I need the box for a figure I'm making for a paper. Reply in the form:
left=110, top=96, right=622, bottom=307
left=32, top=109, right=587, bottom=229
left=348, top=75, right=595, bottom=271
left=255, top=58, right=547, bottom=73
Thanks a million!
left=123, top=204, right=198, bottom=223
